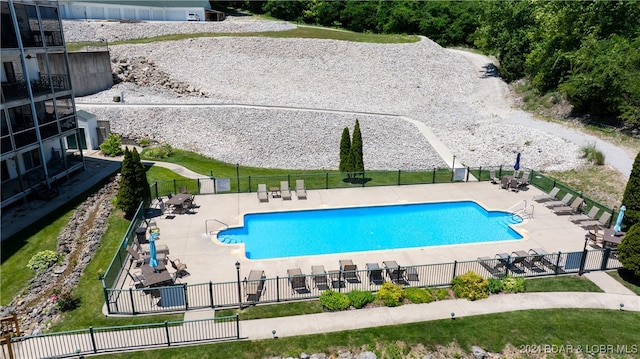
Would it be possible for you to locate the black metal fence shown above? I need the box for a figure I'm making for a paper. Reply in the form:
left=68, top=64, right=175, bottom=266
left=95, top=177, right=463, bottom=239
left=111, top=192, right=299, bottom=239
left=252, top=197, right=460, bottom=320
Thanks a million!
left=9, top=315, right=239, bottom=359
left=104, top=248, right=621, bottom=315
left=149, top=166, right=618, bottom=225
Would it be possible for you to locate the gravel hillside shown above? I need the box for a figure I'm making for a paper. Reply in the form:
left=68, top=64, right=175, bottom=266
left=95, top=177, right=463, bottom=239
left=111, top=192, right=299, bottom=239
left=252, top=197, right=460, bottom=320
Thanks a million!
left=70, top=19, right=582, bottom=171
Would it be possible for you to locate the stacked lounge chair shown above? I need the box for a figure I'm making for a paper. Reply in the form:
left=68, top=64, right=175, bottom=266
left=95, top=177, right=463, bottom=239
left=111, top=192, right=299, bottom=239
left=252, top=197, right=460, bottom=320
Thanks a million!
left=287, top=268, right=309, bottom=293
left=569, top=206, right=600, bottom=223
left=257, top=184, right=268, bottom=202
left=580, top=212, right=612, bottom=230
left=552, top=197, right=584, bottom=215
left=533, top=187, right=560, bottom=202
left=280, top=181, right=292, bottom=200
left=339, top=259, right=360, bottom=283
left=383, top=260, right=406, bottom=284
left=311, top=265, right=328, bottom=290
left=544, top=193, right=573, bottom=208
left=295, top=180, right=307, bottom=199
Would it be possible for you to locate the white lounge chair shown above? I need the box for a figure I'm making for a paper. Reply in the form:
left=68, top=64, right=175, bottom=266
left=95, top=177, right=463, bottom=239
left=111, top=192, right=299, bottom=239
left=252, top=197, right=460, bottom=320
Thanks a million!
left=280, top=181, right=292, bottom=200
left=257, top=184, right=268, bottom=202
left=295, top=179, right=307, bottom=199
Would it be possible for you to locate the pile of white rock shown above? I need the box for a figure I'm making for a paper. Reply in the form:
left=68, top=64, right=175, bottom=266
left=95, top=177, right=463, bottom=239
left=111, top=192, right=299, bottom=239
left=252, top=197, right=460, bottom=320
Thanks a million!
left=72, top=18, right=582, bottom=171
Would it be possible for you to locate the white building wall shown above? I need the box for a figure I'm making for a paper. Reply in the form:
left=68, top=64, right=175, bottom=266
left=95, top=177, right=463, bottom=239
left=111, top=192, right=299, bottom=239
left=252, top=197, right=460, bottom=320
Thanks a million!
left=59, top=2, right=205, bottom=21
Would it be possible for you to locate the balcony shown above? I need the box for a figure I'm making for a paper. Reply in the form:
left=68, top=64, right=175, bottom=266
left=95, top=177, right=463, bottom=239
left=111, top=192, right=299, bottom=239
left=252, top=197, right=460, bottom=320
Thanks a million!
left=1, top=74, right=71, bottom=103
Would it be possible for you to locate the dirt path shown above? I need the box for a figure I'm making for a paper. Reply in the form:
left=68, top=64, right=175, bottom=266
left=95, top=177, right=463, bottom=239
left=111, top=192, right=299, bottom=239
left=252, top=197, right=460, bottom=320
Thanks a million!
left=448, top=49, right=635, bottom=179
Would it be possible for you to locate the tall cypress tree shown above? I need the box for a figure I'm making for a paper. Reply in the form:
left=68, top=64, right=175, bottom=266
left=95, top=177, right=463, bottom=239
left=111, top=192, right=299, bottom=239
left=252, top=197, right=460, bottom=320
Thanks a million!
left=350, top=119, right=364, bottom=175
left=339, top=127, right=352, bottom=175
left=117, top=147, right=150, bottom=219
left=621, top=151, right=640, bottom=230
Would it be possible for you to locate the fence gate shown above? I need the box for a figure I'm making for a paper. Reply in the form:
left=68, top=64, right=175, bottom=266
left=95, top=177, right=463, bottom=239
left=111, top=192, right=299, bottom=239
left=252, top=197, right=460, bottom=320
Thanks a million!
left=199, top=179, right=215, bottom=194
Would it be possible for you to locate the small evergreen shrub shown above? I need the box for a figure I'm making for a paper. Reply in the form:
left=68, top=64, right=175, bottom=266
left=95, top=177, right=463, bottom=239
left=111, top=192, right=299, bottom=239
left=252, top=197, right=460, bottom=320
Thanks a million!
left=501, top=276, right=526, bottom=293
left=451, top=271, right=489, bottom=301
left=433, top=288, right=450, bottom=300
left=27, top=250, right=59, bottom=272
left=376, top=282, right=404, bottom=307
left=139, top=138, right=151, bottom=147
left=319, top=290, right=350, bottom=311
left=99, top=133, right=123, bottom=157
left=52, top=288, right=80, bottom=312
left=487, top=278, right=503, bottom=293
left=403, top=287, right=434, bottom=304
left=347, top=290, right=375, bottom=309
left=144, top=144, right=174, bottom=159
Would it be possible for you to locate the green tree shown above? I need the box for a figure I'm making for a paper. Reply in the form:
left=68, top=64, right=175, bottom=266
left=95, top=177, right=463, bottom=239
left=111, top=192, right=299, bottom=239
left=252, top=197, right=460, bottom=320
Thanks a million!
left=621, top=151, right=640, bottom=229
left=117, top=147, right=150, bottom=220
left=350, top=119, right=364, bottom=175
left=339, top=127, right=352, bottom=175
left=618, top=223, right=640, bottom=278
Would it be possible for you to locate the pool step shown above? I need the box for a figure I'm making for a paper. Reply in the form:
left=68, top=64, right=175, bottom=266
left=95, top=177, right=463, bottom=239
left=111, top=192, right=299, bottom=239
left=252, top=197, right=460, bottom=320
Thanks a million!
left=218, top=236, right=241, bottom=244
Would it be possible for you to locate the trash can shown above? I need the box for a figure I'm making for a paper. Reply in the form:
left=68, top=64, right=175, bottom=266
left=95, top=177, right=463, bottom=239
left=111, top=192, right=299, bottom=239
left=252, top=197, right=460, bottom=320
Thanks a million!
left=135, top=227, right=147, bottom=243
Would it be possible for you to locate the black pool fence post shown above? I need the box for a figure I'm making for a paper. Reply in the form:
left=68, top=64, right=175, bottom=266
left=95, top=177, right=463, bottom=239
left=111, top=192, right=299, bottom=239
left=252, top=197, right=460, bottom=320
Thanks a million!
left=466, top=167, right=470, bottom=182
left=128, top=288, right=136, bottom=315
left=362, top=170, right=365, bottom=187
left=452, top=261, right=457, bottom=281
left=276, top=276, right=280, bottom=302
left=164, top=321, right=171, bottom=346
left=173, top=179, right=177, bottom=194
left=601, top=248, right=611, bottom=270
left=397, top=170, right=401, bottom=186
left=498, top=165, right=502, bottom=178
left=505, top=255, right=511, bottom=276
left=432, top=168, right=436, bottom=183
left=554, top=252, right=562, bottom=275
left=183, top=283, right=189, bottom=311
left=325, top=173, right=329, bottom=189
left=209, top=281, right=214, bottom=308
left=89, top=327, right=97, bottom=354
left=236, top=314, right=240, bottom=339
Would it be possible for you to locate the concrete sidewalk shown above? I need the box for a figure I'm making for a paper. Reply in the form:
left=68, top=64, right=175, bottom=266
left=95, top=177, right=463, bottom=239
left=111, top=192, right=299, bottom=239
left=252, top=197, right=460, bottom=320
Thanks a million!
left=183, top=272, right=639, bottom=341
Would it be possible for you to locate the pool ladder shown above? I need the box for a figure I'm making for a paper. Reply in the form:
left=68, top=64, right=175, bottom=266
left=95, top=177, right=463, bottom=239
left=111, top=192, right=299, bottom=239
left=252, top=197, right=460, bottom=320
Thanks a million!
left=205, top=218, right=229, bottom=236
left=507, top=200, right=534, bottom=220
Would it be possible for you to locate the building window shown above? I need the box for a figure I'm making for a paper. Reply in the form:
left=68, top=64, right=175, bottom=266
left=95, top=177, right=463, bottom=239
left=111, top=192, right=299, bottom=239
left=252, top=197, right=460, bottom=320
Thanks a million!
left=13, top=3, right=41, bottom=48
left=1, top=111, right=8, bottom=137
left=22, top=148, right=41, bottom=171
left=59, top=115, right=77, bottom=132
left=13, top=129, right=37, bottom=149
left=35, top=100, right=56, bottom=125
left=1, top=160, right=9, bottom=181
left=8, top=104, right=35, bottom=133
left=55, top=96, right=74, bottom=118
left=1, top=2, right=18, bottom=49
left=39, top=122, right=59, bottom=140
left=39, top=6, right=63, bottom=47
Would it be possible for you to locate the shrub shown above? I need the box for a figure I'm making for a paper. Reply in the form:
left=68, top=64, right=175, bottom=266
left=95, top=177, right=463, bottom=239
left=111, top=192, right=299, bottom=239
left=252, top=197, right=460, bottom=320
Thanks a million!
left=451, top=271, right=489, bottom=301
left=99, top=133, right=123, bottom=157
left=27, top=250, right=59, bottom=272
left=319, top=290, right=350, bottom=311
left=144, top=144, right=174, bottom=159
left=621, top=151, right=640, bottom=230
left=580, top=143, right=605, bottom=165
left=618, top=223, right=640, bottom=278
left=501, top=276, right=526, bottom=293
left=139, top=138, right=151, bottom=147
left=347, top=290, right=375, bottom=309
left=376, top=282, right=403, bottom=307
left=403, top=287, right=434, bottom=304
left=487, top=278, right=503, bottom=293
left=433, top=288, right=450, bottom=300
left=52, top=288, right=80, bottom=312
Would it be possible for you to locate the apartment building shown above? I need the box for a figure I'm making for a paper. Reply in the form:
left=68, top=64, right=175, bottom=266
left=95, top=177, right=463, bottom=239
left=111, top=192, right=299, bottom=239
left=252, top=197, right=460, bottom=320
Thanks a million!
left=1, top=0, right=85, bottom=208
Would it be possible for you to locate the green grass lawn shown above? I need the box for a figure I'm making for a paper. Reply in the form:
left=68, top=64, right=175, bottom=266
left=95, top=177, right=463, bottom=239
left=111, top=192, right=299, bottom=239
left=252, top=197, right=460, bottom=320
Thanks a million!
left=525, top=275, right=604, bottom=293
left=67, top=26, right=419, bottom=51
left=102, top=309, right=640, bottom=359
left=608, top=269, right=640, bottom=296
left=49, top=207, right=181, bottom=331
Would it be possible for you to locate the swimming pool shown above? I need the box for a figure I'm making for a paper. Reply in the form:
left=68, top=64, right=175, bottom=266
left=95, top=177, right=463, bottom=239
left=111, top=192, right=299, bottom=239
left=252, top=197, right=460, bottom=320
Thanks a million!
left=217, top=201, right=523, bottom=259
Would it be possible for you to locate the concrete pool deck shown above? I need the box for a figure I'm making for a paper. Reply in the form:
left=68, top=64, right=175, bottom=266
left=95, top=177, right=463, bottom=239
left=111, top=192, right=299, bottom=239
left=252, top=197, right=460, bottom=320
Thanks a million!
left=149, top=182, right=587, bottom=286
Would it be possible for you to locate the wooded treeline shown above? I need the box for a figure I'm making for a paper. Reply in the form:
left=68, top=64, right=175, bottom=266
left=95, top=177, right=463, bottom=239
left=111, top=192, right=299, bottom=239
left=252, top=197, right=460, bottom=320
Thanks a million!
left=214, top=0, right=640, bottom=130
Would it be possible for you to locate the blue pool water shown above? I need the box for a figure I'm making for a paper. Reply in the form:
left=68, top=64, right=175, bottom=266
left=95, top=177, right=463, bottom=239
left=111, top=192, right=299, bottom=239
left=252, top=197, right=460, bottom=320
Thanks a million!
left=217, top=201, right=523, bottom=260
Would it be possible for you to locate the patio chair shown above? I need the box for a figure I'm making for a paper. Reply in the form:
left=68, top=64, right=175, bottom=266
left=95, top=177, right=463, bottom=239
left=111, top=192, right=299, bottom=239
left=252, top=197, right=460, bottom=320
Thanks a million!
left=244, top=270, right=266, bottom=300
left=126, top=245, right=145, bottom=267
left=527, top=248, right=549, bottom=266
left=287, top=268, right=309, bottom=293
left=580, top=212, right=612, bottom=230
left=406, top=266, right=419, bottom=281
left=509, top=178, right=520, bottom=192
left=167, top=257, right=189, bottom=278
left=510, top=251, right=529, bottom=268
left=533, top=187, right=560, bottom=202
left=477, top=257, right=505, bottom=276
left=586, top=230, right=604, bottom=248
left=383, top=260, right=406, bottom=284
left=311, top=265, right=328, bottom=290
left=552, top=197, right=584, bottom=215
left=257, top=184, right=268, bottom=202
left=339, top=259, right=360, bottom=283
left=519, top=169, right=531, bottom=185
left=500, top=176, right=510, bottom=189
left=569, top=206, right=600, bottom=223
left=295, top=179, right=307, bottom=199
left=544, top=193, right=573, bottom=208
left=366, top=263, right=384, bottom=285
left=489, top=169, right=499, bottom=184
left=127, top=270, right=146, bottom=289
left=280, top=181, right=292, bottom=200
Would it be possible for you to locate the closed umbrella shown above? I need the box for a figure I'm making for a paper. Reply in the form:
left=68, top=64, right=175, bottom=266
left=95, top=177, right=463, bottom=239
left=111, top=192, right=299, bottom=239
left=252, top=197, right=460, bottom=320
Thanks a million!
left=514, top=152, right=521, bottom=171
left=149, top=232, right=159, bottom=271
left=614, top=205, right=626, bottom=233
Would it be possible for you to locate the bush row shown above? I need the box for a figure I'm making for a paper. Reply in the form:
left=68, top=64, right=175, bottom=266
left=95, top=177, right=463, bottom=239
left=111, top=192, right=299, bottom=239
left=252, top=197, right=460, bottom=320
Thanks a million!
left=319, top=271, right=526, bottom=311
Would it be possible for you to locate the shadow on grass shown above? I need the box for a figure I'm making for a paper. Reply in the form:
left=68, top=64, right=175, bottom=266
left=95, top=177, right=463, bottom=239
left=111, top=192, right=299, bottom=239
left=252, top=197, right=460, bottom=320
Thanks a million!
left=617, top=268, right=640, bottom=287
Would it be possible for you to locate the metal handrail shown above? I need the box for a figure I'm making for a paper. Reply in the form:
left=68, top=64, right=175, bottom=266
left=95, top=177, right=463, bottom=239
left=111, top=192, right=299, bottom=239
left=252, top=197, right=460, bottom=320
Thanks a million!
left=205, top=218, right=229, bottom=235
